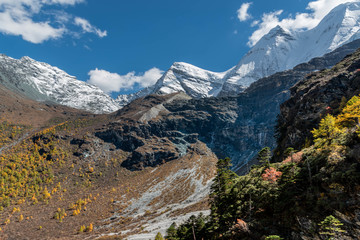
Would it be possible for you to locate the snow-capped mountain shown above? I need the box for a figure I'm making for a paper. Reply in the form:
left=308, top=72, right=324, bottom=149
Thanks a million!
left=1, top=2, right=359, bottom=112
left=218, top=26, right=296, bottom=97
left=222, top=1, right=360, bottom=95
left=152, top=62, right=226, bottom=98
left=116, top=62, right=226, bottom=105
left=0, top=55, right=120, bottom=114
left=117, top=2, right=360, bottom=105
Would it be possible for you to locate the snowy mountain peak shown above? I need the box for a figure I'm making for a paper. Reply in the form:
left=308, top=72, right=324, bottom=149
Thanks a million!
left=170, top=61, right=194, bottom=69
left=331, top=1, right=359, bottom=14
left=325, top=2, right=360, bottom=51
left=218, top=2, right=360, bottom=96
left=115, top=62, right=227, bottom=107
left=115, top=3, right=360, bottom=106
left=247, top=25, right=295, bottom=57
left=166, top=62, right=225, bottom=82
left=155, top=61, right=226, bottom=97
left=117, top=1, right=360, bottom=106
left=0, top=54, right=120, bottom=113
left=20, top=56, right=33, bottom=62
left=3, top=3, right=360, bottom=112
left=264, top=25, right=289, bottom=38
left=217, top=26, right=296, bottom=96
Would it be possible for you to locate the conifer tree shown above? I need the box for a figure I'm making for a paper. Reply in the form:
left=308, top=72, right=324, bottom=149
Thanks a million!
left=312, top=114, right=344, bottom=148
left=257, top=147, right=271, bottom=166
left=166, top=222, right=178, bottom=240
left=209, top=157, right=237, bottom=236
left=319, top=215, right=346, bottom=239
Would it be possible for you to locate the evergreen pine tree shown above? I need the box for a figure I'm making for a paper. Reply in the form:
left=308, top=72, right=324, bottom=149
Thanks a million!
left=166, top=222, right=178, bottom=240
left=257, top=147, right=271, bottom=166
left=209, top=157, right=237, bottom=237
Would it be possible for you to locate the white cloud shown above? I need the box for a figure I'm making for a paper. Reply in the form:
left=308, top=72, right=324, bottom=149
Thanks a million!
left=251, top=20, right=260, bottom=27
left=48, top=0, right=85, bottom=4
left=87, top=68, right=164, bottom=93
left=0, top=11, right=64, bottom=43
left=0, top=0, right=107, bottom=44
left=74, top=17, right=107, bottom=38
left=247, top=0, right=359, bottom=47
left=237, top=2, right=252, bottom=21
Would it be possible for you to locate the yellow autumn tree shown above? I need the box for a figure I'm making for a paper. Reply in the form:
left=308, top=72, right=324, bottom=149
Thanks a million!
left=336, top=95, right=360, bottom=127
left=312, top=114, right=344, bottom=148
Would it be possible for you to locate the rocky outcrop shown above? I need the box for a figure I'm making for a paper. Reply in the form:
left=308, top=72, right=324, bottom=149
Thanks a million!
left=275, top=46, right=360, bottom=159
left=98, top=40, right=360, bottom=171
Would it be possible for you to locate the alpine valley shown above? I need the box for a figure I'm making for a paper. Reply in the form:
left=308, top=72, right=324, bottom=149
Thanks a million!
left=0, top=2, right=360, bottom=240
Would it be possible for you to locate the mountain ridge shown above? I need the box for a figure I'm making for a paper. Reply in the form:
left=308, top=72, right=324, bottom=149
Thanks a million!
left=117, top=2, right=360, bottom=106
left=1, top=3, right=359, bottom=114
left=112, top=39, right=360, bottom=173
left=0, top=54, right=120, bottom=114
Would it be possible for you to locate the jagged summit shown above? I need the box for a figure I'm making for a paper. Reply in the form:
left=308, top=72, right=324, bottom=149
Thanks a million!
left=218, top=25, right=296, bottom=96
left=154, top=61, right=225, bottom=97
left=220, top=2, right=360, bottom=96
left=0, top=54, right=120, bottom=113
left=265, top=25, right=289, bottom=36
left=117, top=2, right=360, bottom=106
left=115, top=62, right=227, bottom=106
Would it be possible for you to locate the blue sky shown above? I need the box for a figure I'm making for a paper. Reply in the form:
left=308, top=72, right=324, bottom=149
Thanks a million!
left=0, top=0, right=355, bottom=97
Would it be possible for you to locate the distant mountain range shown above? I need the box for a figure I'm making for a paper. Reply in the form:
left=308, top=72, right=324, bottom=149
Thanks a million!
left=117, top=2, right=360, bottom=106
left=0, top=2, right=360, bottom=114
left=0, top=55, right=120, bottom=114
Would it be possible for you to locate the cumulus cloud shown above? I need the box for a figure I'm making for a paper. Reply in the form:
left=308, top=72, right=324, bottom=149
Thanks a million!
left=237, top=2, right=253, bottom=22
left=0, top=11, right=64, bottom=43
left=75, top=17, right=107, bottom=38
left=49, top=0, right=85, bottom=4
left=87, top=68, right=164, bottom=93
left=0, top=0, right=107, bottom=44
left=247, top=0, right=359, bottom=47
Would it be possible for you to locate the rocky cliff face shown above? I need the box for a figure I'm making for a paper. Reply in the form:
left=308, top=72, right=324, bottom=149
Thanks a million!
left=276, top=43, right=360, bottom=159
left=101, top=39, right=360, bottom=171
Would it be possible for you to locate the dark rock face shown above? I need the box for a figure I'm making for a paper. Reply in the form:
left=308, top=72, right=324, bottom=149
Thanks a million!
left=97, top=40, right=360, bottom=171
left=275, top=46, right=360, bottom=159
left=121, top=140, right=179, bottom=170
left=96, top=121, right=200, bottom=170
left=177, top=39, right=360, bottom=170
left=70, top=138, right=90, bottom=147
left=96, top=129, right=145, bottom=152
